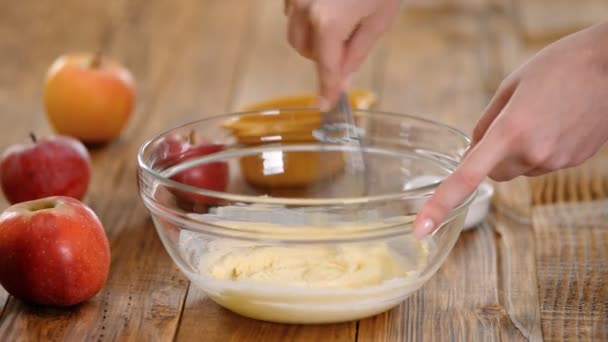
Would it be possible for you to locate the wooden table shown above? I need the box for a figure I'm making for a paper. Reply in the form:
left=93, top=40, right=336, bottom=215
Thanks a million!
left=0, top=1, right=607, bottom=340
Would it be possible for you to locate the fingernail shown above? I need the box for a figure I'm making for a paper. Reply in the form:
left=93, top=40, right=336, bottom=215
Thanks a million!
left=414, top=218, right=435, bottom=240
left=317, top=96, right=330, bottom=112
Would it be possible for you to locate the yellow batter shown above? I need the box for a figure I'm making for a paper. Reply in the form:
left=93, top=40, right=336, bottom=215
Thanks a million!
left=177, top=217, right=432, bottom=323
left=180, top=235, right=430, bottom=323
left=207, top=243, right=419, bottom=289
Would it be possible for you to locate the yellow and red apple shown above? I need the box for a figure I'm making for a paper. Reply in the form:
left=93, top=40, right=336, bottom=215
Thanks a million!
left=43, top=53, right=135, bottom=144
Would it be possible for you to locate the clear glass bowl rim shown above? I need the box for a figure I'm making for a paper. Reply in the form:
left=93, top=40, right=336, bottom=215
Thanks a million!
left=137, top=108, right=473, bottom=208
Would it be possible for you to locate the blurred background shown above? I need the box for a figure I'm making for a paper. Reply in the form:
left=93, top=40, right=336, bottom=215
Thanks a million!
left=1, top=0, right=607, bottom=210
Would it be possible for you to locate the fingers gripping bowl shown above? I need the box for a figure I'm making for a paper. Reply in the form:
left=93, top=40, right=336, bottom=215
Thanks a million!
left=137, top=108, right=475, bottom=324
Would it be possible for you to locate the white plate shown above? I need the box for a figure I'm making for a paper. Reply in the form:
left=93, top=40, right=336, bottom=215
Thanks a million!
left=463, top=181, right=494, bottom=229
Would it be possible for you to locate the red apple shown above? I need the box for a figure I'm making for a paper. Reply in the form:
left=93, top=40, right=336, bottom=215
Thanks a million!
left=1, top=134, right=91, bottom=204
left=44, top=52, right=135, bottom=144
left=152, top=132, right=228, bottom=206
left=0, top=196, right=110, bottom=306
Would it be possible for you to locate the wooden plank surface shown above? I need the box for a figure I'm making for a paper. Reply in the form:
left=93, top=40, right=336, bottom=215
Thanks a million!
left=0, top=0, right=607, bottom=341
left=378, top=9, right=486, bottom=135
left=359, top=225, right=518, bottom=341
left=174, top=1, right=358, bottom=340
left=176, top=1, right=379, bottom=340
left=492, top=210, right=543, bottom=341
left=0, top=0, right=237, bottom=340
left=512, top=0, right=608, bottom=41
left=530, top=148, right=608, bottom=205
left=228, top=0, right=383, bottom=112
left=357, top=8, right=541, bottom=341
left=533, top=201, right=608, bottom=341
left=480, top=2, right=608, bottom=208
left=0, top=1, right=138, bottom=337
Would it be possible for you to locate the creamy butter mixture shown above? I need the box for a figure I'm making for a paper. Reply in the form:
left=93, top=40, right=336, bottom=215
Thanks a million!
left=207, top=243, right=417, bottom=289
left=178, top=221, right=432, bottom=324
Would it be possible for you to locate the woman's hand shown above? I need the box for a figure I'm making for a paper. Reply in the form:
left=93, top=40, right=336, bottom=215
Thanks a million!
left=284, top=0, right=401, bottom=110
left=414, top=22, right=608, bottom=238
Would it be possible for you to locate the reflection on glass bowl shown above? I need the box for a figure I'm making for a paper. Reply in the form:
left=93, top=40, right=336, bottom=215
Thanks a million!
left=137, top=109, right=475, bottom=324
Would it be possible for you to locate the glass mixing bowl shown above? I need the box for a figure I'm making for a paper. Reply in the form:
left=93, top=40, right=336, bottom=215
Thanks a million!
left=137, top=108, right=474, bottom=324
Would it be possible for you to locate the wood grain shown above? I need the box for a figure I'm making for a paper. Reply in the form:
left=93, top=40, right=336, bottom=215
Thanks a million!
left=0, top=0, right=137, bottom=332
left=177, top=291, right=355, bottom=342
left=480, top=4, right=608, bottom=207
left=0, top=0, right=606, bottom=340
left=512, top=0, right=608, bottom=42
left=358, top=8, right=535, bottom=341
left=228, top=0, right=314, bottom=111
left=0, top=0, right=246, bottom=340
left=491, top=177, right=532, bottom=223
left=477, top=4, right=524, bottom=94
left=228, top=0, right=383, bottom=112
left=359, top=225, right=530, bottom=341
left=176, top=1, right=379, bottom=340
left=530, top=148, right=608, bottom=205
left=533, top=201, right=608, bottom=341
left=378, top=10, right=485, bottom=135
left=402, top=0, right=492, bottom=13
left=492, top=210, right=543, bottom=341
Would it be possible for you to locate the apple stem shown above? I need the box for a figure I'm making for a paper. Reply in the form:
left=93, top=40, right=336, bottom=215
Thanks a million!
left=189, top=130, right=196, bottom=145
left=30, top=132, right=37, bottom=143
left=90, top=50, right=103, bottom=69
